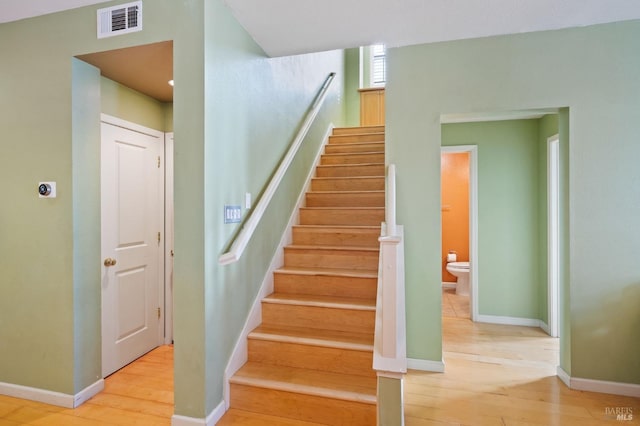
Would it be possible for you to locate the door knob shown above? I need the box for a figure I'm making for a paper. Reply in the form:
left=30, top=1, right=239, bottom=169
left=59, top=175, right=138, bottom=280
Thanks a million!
left=104, top=258, right=117, bottom=267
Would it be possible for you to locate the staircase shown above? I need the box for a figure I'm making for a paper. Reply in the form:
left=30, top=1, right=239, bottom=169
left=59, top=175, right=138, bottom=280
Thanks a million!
left=227, top=125, right=385, bottom=425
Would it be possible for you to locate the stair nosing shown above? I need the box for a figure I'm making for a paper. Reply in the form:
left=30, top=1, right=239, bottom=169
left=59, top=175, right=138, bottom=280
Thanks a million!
left=300, top=206, right=384, bottom=210
left=285, top=244, right=379, bottom=252
left=274, top=267, right=378, bottom=278
left=248, top=331, right=373, bottom=352
left=307, top=190, right=384, bottom=195
left=316, top=162, right=384, bottom=168
left=326, top=141, right=385, bottom=147
left=293, top=224, right=381, bottom=230
left=262, top=296, right=375, bottom=311
left=230, top=375, right=377, bottom=405
left=322, top=151, right=385, bottom=157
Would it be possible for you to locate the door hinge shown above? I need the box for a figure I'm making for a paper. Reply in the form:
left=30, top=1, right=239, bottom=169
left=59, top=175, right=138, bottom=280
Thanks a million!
left=157, top=156, right=161, bottom=168
left=157, top=307, right=161, bottom=319
left=157, top=231, right=161, bottom=243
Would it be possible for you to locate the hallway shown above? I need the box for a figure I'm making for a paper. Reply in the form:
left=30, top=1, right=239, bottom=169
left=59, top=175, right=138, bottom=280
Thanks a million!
left=405, top=318, right=639, bottom=425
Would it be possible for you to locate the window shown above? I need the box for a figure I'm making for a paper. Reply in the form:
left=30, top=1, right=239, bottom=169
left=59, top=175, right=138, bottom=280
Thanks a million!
left=371, top=44, right=386, bottom=86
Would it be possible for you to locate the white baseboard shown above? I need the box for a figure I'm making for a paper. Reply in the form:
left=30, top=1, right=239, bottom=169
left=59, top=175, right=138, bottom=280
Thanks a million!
left=73, top=379, right=105, bottom=407
left=539, top=321, right=551, bottom=335
left=556, top=367, right=640, bottom=398
left=557, top=366, right=571, bottom=388
left=222, top=123, right=335, bottom=410
left=407, top=358, right=445, bottom=373
left=171, top=401, right=225, bottom=426
left=0, top=379, right=104, bottom=409
left=476, top=314, right=542, bottom=328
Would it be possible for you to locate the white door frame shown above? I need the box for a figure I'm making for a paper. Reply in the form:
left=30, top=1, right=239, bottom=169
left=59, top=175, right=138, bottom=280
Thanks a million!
left=441, top=145, right=479, bottom=321
left=164, top=132, right=174, bottom=344
left=100, top=114, right=166, bottom=375
left=547, top=134, right=560, bottom=338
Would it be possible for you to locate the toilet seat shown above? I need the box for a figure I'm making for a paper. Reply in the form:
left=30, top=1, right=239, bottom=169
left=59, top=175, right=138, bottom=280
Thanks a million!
left=447, top=261, right=469, bottom=269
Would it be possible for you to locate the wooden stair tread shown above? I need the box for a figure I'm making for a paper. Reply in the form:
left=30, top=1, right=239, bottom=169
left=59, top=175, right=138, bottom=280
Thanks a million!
left=293, top=224, right=381, bottom=230
left=333, top=125, right=384, bottom=133
left=316, top=162, right=385, bottom=169
left=218, top=409, right=326, bottom=425
left=286, top=244, right=379, bottom=252
left=231, top=362, right=377, bottom=404
left=263, top=293, right=376, bottom=310
left=312, top=176, right=383, bottom=181
left=307, top=190, right=384, bottom=195
left=327, top=140, right=384, bottom=146
left=249, top=325, right=374, bottom=350
left=322, top=151, right=384, bottom=157
left=300, top=206, right=384, bottom=211
left=275, top=266, right=378, bottom=278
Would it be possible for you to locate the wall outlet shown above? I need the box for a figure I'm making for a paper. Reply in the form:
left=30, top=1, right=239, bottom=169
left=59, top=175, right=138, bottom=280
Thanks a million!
left=245, top=192, right=252, bottom=209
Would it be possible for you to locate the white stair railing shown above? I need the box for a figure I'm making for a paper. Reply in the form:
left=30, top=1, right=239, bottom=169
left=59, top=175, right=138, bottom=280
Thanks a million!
left=374, top=163, right=407, bottom=425
left=219, top=73, right=336, bottom=265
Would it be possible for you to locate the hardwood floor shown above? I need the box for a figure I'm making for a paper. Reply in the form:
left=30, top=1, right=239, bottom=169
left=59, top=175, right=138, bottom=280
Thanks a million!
left=0, top=345, right=173, bottom=425
left=406, top=318, right=640, bottom=425
left=1, top=322, right=638, bottom=425
left=441, top=287, right=470, bottom=319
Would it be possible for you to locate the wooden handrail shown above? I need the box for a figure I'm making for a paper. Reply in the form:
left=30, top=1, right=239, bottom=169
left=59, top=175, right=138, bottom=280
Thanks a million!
left=219, top=72, right=336, bottom=265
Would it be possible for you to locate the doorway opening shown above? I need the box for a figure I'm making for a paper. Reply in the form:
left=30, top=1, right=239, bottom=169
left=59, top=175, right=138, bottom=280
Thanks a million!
left=75, top=40, right=174, bottom=379
left=440, top=145, right=478, bottom=321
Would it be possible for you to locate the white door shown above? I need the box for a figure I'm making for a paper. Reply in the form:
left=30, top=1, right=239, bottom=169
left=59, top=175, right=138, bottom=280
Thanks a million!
left=101, top=118, right=164, bottom=377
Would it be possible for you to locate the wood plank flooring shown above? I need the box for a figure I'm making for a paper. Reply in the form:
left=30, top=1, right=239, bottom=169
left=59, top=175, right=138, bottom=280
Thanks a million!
left=442, top=288, right=470, bottom=319
left=2, top=322, right=638, bottom=425
left=406, top=318, right=639, bottom=425
left=0, top=345, right=173, bottom=425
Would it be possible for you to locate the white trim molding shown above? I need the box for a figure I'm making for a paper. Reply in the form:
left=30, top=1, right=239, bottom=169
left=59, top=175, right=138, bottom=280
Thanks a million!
left=0, top=379, right=104, bottom=409
left=476, top=315, right=543, bottom=328
left=407, top=358, right=445, bottom=373
left=557, top=367, right=640, bottom=398
left=171, top=401, right=225, bottom=426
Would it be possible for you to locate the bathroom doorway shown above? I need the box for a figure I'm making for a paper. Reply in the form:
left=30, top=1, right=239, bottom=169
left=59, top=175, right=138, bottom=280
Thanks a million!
left=441, top=145, right=478, bottom=321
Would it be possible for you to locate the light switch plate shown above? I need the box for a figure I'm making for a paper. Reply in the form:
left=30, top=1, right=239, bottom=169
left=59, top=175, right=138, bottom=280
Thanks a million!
left=224, top=205, right=242, bottom=224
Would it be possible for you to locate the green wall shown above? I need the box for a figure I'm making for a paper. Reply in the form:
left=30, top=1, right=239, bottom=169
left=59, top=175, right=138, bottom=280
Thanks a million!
left=100, top=77, right=171, bottom=132
left=345, top=47, right=361, bottom=126
left=198, top=0, right=346, bottom=413
left=0, top=0, right=346, bottom=419
left=0, top=0, right=201, bottom=397
left=443, top=119, right=542, bottom=319
left=388, top=20, right=640, bottom=384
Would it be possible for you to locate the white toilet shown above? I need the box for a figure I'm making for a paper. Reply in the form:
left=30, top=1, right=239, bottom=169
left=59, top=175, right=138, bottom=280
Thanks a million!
left=446, top=261, right=470, bottom=296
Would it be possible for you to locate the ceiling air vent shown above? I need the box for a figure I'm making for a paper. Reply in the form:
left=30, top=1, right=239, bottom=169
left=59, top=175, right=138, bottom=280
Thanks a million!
left=97, top=1, right=142, bottom=39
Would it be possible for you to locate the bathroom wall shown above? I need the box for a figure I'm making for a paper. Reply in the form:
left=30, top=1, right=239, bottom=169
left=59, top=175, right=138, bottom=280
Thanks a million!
left=441, top=152, right=470, bottom=282
left=442, top=119, right=541, bottom=319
